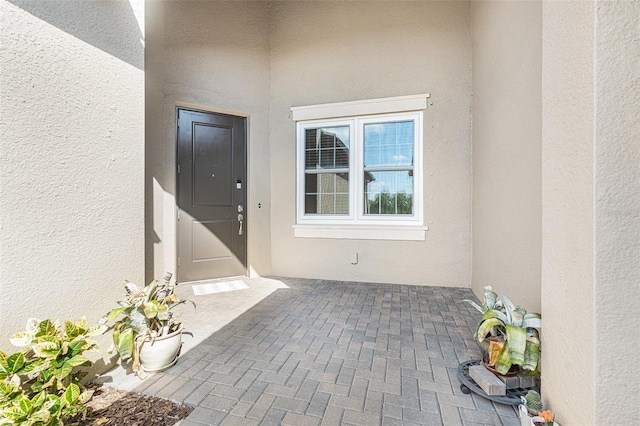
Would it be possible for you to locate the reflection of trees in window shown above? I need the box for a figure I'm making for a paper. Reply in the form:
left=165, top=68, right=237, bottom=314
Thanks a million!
left=363, top=170, right=413, bottom=215
left=367, top=192, right=413, bottom=215
left=362, top=121, right=414, bottom=215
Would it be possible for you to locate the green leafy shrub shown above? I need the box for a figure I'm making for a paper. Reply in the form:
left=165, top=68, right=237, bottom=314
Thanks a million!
left=0, top=318, right=106, bottom=425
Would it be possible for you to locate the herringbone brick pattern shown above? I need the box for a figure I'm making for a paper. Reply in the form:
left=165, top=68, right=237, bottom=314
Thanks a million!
left=129, top=277, right=520, bottom=425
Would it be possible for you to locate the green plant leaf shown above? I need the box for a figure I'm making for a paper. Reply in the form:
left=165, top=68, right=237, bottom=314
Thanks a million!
left=28, top=407, right=51, bottom=422
left=505, top=324, right=527, bottom=366
left=67, top=340, right=85, bottom=358
left=113, top=327, right=134, bottom=360
left=63, top=383, right=80, bottom=406
left=130, top=307, right=147, bottom=325
left=36, top=370, right=55, bottom=390
left=75, top=317, right=88, bottom=330
left=78, top=389, right=94, bottom=405
left=5, top=352, right=25, bottom=374
left=53, top=364, right=73, bottom=381
left=522, top=313, right=542, bottom=329
left=64, top=321, right=82, bottom=340
left=157, top=304, right=169, bottom=321
left=19, top=395, right=33, bottom=417
left=494, top=341, right=513, bottom=375
left=482, top=286, right=497, bottom=310
left=65, top=355, right=89, bottom=368
left=32, top=341, right=60, bottom=358
left=35, top=320, right=56, bottom=338
left=31, top=391, right=46, bottom=409
left=0, top=354, right=8, bottom=379
left=9, top=331, right=33, bottom=347
left=523, top=336, right=541, bottom=372
left=107, top=307, right=127, bottom=321
left=24, top=318, right=40, bottom=336
left=0, top=380, right=16, bottom=396
left=20, top=358, right=46, bottom=375
left=86, top=324, right=108, bottom=337
left=481, top=308, right=510, bottom=326
left=145, top=281, right=160, bottom=303
left=2, top=405, right=28, bottom=420
left=46, top=395, right=61, bottom=417
left=497, top=293, right=516, bottom=314
left=511, top=306, right=526, bottom=327
left=475, top=317, right=505, bottom=342
left=143, top=301, right=158, bottom=319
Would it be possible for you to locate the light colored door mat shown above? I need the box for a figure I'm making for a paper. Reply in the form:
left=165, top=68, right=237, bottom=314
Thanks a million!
left=191, top=280, right=249, bottom=296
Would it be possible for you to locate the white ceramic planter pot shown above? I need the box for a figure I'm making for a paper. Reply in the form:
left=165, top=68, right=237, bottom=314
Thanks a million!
left=529, top=416, right=558, bottom=426
left=138, top=324, right=183, bottom=372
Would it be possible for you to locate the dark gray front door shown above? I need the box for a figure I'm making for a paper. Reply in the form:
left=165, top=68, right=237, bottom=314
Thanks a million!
left=177, top=108, right=247, bottom=283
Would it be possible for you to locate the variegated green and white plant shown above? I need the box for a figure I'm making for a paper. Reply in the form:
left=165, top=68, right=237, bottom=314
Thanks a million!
left=463, top=286, right=541, bottom=375
left=102, top=272, right=195, bottom=373
left=0, top=318, right=106, bottom=424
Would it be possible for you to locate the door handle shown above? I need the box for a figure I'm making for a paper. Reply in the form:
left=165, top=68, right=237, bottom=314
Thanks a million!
left=238, top=213, right=243, bottom=236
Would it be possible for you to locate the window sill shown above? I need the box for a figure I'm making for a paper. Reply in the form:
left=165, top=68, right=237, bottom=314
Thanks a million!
left=292, top=225, right=428, bottom=241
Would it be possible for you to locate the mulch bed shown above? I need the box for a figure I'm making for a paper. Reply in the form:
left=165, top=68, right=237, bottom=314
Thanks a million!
left=74, top=385, right=194, bottom=426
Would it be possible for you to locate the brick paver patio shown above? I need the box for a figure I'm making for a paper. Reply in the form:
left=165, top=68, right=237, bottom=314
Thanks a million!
left=102, top=277, right=520, bottom=425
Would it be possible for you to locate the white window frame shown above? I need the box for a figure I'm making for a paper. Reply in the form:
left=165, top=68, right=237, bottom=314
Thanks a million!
left=292, top=94, right=429, bottom=241
left=296, top=119, right=356, bottom=222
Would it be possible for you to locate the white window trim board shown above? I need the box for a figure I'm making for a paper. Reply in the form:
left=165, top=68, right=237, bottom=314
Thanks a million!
left=291, top=93, right=430, bottom=121
left=292, top=225, right=428, bottom=241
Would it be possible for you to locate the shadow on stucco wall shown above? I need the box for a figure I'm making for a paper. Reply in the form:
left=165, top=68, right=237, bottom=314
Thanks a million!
left=8, top=0, right=144, bottom=70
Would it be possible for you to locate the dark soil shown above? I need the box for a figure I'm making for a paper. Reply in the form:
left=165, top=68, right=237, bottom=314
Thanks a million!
left=75, top=385, right=194, bottom=426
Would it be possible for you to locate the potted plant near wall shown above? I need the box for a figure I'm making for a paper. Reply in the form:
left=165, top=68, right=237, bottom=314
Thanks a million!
left=103, top=272, right=195, bottom=375
left=519, top=391, right=557, bottom=426
left=463, top=286, right=541, bottom=375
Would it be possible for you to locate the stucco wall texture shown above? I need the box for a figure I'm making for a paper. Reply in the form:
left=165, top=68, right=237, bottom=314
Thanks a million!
left=0, top=1, right=145, bottom=351
left=148, top=1, right=472, bottom=287
left=148, top=0, right=272, bottom=282
left=471, top=1, right=542, bottom=313
left=542, top=1, right=596, bottom=421
left=594, top=1, right=640, bottom=422
left=269, top=1, right=473, bottom=286
left=145, top=0, right=166, bottom=283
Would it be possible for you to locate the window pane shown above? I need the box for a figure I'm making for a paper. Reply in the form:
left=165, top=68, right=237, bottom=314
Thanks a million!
left=364, top=171, right=413, bottom=215
left=305, top=172, right=349, bottom=214
left=364, top=121, right=414, bottom=167
left=305, top=127, right=350, bottom=170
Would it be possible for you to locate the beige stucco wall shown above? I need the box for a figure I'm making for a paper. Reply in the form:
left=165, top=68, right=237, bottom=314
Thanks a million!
left=0, top=0, right=145, bottom=352
left=543, top=2, right=640, bottom=422
left=471, top=1, right=542, bottom=312
left=145, top=0, right=165, bottom=283
left=269, top=1, right=473, bottom=286
left=541, top=1, right=595, bottom=422
left=147, top=0, right=272, bottom=281
left=594, top=1, right=640, bottom=422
